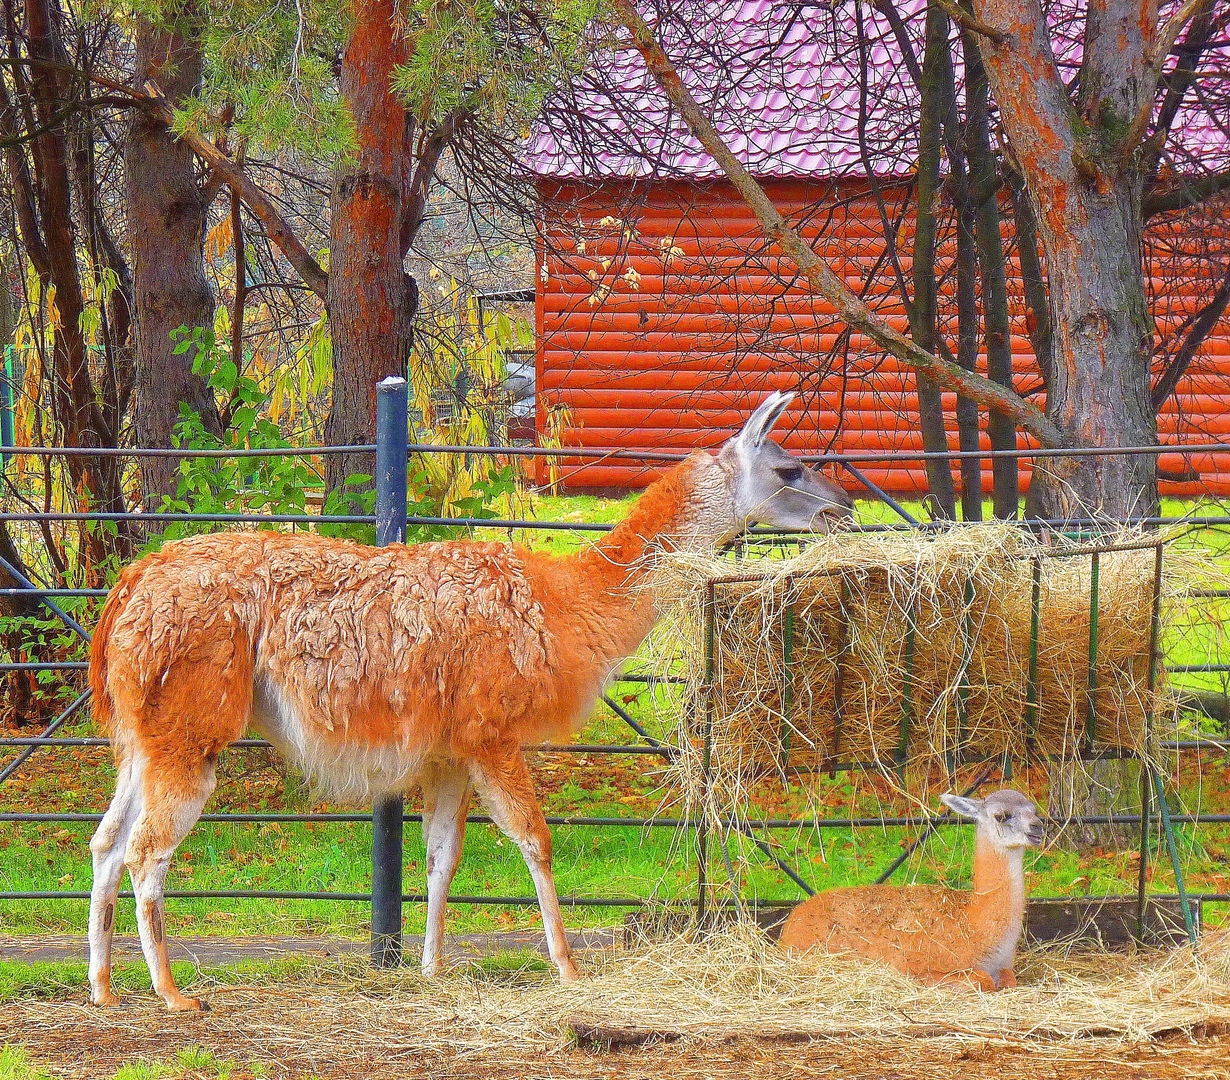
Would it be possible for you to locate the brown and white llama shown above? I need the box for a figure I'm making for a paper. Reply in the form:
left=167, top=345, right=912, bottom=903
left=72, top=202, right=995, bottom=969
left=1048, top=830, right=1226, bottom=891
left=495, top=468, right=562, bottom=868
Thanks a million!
left=86, top=392, right=852, bottom=1010
left=778, top=789, right=1045, bottom=990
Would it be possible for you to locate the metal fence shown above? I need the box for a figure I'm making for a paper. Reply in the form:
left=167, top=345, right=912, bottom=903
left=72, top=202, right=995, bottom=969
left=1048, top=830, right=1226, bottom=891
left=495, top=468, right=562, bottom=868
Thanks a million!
left=1, top=378, right=1229, bottom=962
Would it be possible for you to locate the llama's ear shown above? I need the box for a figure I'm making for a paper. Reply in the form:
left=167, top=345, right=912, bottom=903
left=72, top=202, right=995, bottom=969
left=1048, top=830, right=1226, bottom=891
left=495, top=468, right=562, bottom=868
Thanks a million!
left=737, top=391, right=795, bottom=450
left=940, top=794, right=982, bottom=818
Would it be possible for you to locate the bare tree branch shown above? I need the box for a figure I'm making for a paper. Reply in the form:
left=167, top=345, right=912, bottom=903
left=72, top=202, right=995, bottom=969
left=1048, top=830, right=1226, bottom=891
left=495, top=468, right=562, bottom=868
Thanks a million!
left=1152, top=260, right=1230, bottom=409
left=608, top=0, right=1069, bottom=450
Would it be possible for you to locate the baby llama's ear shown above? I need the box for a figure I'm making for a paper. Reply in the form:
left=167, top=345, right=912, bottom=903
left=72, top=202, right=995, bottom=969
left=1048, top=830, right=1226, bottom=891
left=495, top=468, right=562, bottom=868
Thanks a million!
left=939, top=794, right=983, bottom=818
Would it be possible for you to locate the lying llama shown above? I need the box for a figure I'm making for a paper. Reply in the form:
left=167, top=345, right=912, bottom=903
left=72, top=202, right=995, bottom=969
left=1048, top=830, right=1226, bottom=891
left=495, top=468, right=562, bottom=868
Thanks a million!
left=87, top=391, right=852, bottom=1010
left=779, top=789, right=1044, bottom=990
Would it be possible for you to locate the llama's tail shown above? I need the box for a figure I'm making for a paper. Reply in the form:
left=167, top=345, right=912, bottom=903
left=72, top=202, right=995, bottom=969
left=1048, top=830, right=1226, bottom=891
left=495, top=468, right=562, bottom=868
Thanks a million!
left=88, top=558, right=147, bottom=737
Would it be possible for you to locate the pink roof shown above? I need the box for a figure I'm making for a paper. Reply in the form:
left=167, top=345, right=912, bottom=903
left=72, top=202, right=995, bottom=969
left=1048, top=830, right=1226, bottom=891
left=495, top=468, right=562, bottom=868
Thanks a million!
left=525, top=0, right=1228, bottom=180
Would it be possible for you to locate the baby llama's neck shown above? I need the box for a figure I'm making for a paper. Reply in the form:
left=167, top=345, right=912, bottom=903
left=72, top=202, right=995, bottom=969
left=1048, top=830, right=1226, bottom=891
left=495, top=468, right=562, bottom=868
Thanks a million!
left=968, top=831, right=1027, bottom=950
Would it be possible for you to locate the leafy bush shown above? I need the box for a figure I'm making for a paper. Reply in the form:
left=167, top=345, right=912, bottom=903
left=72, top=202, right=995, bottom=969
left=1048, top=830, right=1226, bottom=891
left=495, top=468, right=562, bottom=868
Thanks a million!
left=155, top=326, right=519, bottom=549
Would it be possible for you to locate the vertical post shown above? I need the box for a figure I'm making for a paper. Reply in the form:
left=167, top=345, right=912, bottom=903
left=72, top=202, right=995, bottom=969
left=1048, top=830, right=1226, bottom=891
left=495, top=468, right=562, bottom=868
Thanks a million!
left=954, top=576, right=974, bottom=774
left=697, top=580, right=716, bottom=925
left=371, top=376, right=408, bottom=968
left=1086, top=550, right=1100, bottom=749
left=1025, top=555, right=1042, bottom=757
left=1153, top=769, right=1197, bottom=947
left=0, top=346, right=13, bottom=470
left=1137, top=763, right=1152, bottom=940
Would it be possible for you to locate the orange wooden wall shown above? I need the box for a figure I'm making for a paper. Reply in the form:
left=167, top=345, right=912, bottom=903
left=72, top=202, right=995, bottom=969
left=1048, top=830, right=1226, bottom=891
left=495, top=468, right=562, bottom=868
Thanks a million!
left=536, top=178, right=1230, bottom=496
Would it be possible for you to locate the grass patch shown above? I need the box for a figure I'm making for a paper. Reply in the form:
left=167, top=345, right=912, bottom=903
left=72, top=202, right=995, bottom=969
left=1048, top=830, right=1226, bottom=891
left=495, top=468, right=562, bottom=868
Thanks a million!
left=0, top=1045, right=51, bottom=1080
left=0, top=959, right=201, bottom=1004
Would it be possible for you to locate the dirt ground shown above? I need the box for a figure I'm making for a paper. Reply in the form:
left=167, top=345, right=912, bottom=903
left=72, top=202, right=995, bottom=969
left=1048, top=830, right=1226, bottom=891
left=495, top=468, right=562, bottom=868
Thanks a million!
left=2, top=1018, right=1230, bottom=1077
left=3, top=1010, right=1228, bottom=1080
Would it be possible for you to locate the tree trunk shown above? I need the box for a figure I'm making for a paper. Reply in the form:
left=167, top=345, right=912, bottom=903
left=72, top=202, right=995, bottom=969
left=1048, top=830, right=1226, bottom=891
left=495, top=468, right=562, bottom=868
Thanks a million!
left=1007, top=167, right=1053, bottom=392
left=1023, top=171, right=1157, bottom=523
left=325, top=0, right=416, bottom=493
left=962, top=26, right=1018, bottom=518
left=969, top=0, right=1159, bottom=524
left=127, top=12, right=221, bottom=507
left=23, top=0, right=129, bottom=579
left=953, top=145, right=983, bottom=522
left=0, top=262, right=40, bottom=725
left=910, top=1, right=957, bottom=521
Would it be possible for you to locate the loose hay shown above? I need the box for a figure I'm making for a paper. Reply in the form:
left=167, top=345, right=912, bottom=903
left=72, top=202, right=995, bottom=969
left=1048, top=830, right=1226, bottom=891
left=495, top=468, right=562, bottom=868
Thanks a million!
left=15, top=928, right=1224, bottom=1055
left=640, top=525, right=1199, bottom=814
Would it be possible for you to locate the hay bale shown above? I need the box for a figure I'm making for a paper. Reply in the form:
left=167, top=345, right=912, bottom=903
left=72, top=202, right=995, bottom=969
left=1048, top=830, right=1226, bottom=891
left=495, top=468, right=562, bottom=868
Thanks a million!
left=644, top=525, right=1186, bottom=791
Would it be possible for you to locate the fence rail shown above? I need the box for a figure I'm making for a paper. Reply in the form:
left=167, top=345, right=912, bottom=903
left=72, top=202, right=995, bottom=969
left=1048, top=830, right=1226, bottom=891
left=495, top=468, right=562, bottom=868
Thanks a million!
left=2, top=403, right=1229, bottom=958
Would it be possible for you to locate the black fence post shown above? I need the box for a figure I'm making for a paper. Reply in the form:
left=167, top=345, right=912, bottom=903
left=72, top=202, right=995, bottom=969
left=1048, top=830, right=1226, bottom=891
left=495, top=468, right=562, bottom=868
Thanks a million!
left=371, top=375, right=408, bottom=968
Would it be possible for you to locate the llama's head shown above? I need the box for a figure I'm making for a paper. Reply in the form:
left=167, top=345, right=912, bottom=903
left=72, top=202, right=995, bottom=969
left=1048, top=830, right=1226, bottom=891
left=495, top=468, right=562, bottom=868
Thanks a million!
left=941, top=789, right=1046, bottom=851
left=718, top=391, right=854, bottom=534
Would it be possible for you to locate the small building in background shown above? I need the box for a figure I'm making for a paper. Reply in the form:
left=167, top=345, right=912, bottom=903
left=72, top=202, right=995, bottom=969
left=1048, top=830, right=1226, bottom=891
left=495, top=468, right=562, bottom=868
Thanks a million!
left=526, top=1, right=1230, bottom=496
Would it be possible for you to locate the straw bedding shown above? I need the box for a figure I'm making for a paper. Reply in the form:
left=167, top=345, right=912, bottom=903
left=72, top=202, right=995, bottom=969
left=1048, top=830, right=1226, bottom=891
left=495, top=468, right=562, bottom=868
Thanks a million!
left=7, top=929, right=1227, bottom=1058
left=642, top=526, right=1189, bottom=790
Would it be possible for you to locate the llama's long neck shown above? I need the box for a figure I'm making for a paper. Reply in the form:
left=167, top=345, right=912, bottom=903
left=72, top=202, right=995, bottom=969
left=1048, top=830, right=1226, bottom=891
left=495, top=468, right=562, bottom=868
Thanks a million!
left=968, top=831, right=1027, bottom=953
left=576, top=450, right=736, bottom=586
left=556, top=451, right=738, bottom=667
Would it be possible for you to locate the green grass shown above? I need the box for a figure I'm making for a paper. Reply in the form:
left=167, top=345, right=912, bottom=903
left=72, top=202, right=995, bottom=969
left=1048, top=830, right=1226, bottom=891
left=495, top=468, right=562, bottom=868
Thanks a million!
left=0, top=1045, right=51, bottom=1080
left=0, top=1040, right=268, bottom=1080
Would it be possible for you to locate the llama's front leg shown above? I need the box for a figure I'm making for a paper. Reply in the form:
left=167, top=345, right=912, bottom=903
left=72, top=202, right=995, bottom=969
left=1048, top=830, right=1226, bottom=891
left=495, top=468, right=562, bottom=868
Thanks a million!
left=469, top=747, right=580, bottom=982
left=419, top=762, right=472, bottom=977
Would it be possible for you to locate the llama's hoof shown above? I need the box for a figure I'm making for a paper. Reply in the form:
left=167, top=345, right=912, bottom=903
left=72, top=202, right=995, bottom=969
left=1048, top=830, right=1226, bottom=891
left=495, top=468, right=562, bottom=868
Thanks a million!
left=558, top=963, right=584, bottom=984
left=90, top=988, right=122, bottom=1008
left=164, top=993, right=207, bottom=1013
left=997, top=968, right=1018, bottom=990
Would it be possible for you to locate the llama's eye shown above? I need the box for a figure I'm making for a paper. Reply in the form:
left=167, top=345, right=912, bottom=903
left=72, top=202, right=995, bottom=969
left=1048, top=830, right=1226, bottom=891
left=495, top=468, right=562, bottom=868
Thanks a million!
left=776, top=465, right=804, bottom=484
left=995, top=813, right=1008, bottom=823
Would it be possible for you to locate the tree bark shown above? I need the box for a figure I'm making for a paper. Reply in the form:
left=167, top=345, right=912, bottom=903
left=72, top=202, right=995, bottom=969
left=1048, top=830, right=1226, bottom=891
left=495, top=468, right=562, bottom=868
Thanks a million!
left=0, top=260, right=40, bottom=725
left=911, top=2, right=958, bottom=520
left=324, top=0, right=416, bottom=493
left=127, top=11, right=221, bottom=507
left=969, top=0, right=1159, bottom=523
left=962, top=24, right=1018, bottom=518
left=953, top=153, right=984, bottom=522
left=967, top=0, right=1179, bottom=849
left=22, top=0, right=129, bottom=578
left=1007, top=166, right=1054, bottom=392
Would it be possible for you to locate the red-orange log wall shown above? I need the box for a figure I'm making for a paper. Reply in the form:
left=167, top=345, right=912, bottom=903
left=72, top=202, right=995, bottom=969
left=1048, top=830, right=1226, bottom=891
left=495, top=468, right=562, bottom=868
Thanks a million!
left=536, top=179, right=1230, bottom=496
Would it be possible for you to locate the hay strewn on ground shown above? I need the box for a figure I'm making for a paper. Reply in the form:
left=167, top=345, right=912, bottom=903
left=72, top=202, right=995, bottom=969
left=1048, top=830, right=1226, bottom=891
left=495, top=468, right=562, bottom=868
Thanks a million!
left=643, top=526, right=1196, bottom=801
left=6, top=929, right=1228, bottom=1062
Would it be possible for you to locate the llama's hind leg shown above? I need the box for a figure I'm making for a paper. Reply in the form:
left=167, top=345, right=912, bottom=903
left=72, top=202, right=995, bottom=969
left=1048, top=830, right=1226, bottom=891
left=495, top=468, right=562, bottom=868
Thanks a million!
left=124, top=754, right=216, bottom=1011
left=469, top=748, right=580, bottom=982
left=88, top=754, right=142, bottom=1006
left=420, top=762, right=472, bottom=976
